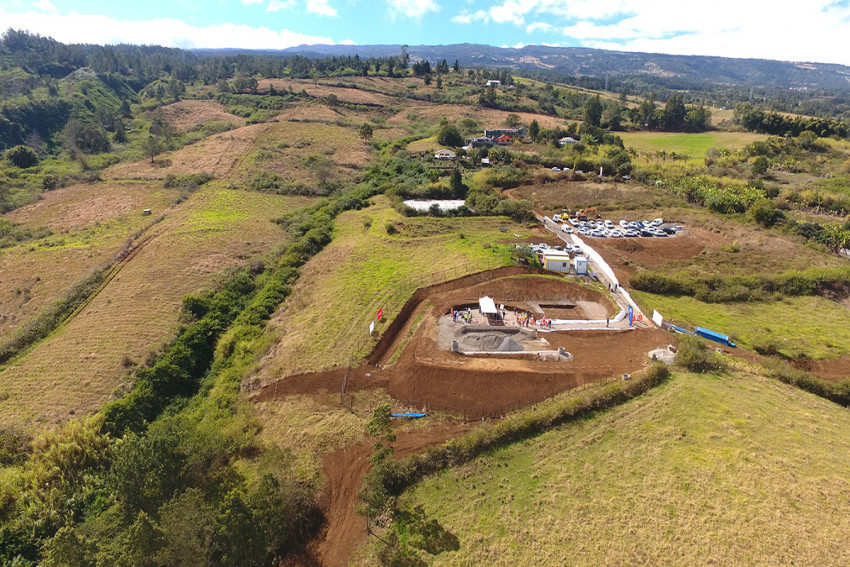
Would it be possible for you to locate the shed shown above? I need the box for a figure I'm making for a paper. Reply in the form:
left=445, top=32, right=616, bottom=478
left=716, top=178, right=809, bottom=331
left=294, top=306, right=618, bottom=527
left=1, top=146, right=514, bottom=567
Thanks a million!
left=434, top=148, right=456, bottom=160
left=478, top=296, right=498, bottom=315
left=559, top=137, right=578, bottom=146
left=573, top=255, right=588, bottom=275
left=542, top=251, right=572, bottom=273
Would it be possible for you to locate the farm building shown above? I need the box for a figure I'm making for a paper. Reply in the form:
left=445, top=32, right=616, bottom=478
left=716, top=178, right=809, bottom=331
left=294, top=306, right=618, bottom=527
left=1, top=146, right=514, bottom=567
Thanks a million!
left=542, top=251, right=572, bottom=273
left=559, top=137, right=578, bottom=146
left=434, top=148, right=457, bottom=160
left=573, top=255, right=588, bottom=275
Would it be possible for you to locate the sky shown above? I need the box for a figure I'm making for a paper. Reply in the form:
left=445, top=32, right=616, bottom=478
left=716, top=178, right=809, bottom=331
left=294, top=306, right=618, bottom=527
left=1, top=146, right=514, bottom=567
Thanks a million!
left=2, top=0, right=850, bottom=66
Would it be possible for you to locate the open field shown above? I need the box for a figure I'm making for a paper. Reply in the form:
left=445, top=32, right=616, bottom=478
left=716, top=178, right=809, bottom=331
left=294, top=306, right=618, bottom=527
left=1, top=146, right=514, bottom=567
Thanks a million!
left=619, top=131, right=768, bottom=158
left=103, top=122, right=268, bottom=180
left=0, top=186, right=312, bottom=429
left=230, top=118, right=371, bottom=186
left=632, top=291, right=850, bottom=359
left=509, top=179, right=686, bottom=213
left=254, top=197, right=516, bottom=383
left=0, top=181, right=178, bottom=336
left=391, top=366, right=850, bottom=566
left=157, top=99, right=245, bottom=132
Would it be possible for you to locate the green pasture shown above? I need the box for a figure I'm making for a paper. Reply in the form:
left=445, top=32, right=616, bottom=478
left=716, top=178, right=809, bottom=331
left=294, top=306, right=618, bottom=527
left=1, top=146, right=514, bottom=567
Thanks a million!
left=390, top=368, right=850, bottom=566
left=632, top=291, right=850, bottom=359
left=262, top=197, right=517, bottom=377
left=620, top=131, right=767, bottom=158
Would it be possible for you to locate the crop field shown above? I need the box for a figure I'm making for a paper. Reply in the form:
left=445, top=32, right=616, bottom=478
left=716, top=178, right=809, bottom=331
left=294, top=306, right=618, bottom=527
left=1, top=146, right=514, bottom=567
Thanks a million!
left=391, top=366, right=850, bottom=566
left=254, top=197, right=516, bottom=384
left=619, top=131, right=768, bottom=158
left=0, top=185, right=312, bottom=428
left=0, top=181, right=178, bottom=336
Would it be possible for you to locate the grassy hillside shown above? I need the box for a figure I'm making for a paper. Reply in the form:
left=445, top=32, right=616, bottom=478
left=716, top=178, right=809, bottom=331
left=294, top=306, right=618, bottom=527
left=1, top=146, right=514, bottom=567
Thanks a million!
left=619, top=131, right=767, bottom=159
left=389, top=365, right=850, bottom=565
left=0, top=185, right=311, bottom=428
left=256, top=196, right=517, bottom=382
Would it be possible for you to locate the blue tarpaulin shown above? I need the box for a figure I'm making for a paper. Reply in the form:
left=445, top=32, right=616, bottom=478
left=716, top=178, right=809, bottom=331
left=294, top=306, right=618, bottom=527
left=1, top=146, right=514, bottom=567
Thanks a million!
left=391, top=412, right=427, bottom=418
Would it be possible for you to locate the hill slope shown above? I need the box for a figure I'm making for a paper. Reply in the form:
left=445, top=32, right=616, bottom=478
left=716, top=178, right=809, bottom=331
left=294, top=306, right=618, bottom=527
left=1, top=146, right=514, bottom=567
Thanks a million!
left=394, top=365, right=850, bottom=565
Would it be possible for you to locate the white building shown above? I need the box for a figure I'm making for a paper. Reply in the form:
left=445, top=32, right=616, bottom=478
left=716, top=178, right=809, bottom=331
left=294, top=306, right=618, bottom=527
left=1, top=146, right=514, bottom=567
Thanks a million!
left=542, top=251, right=572, bottom=273
left=434, top=148, right=457, bottom=160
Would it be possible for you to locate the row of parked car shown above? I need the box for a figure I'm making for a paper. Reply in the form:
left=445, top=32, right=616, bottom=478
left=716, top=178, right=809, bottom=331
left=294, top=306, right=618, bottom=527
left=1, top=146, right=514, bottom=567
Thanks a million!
left=530, top=242, right=584, bottom=256
left=559, top=217, right=684, bottom=239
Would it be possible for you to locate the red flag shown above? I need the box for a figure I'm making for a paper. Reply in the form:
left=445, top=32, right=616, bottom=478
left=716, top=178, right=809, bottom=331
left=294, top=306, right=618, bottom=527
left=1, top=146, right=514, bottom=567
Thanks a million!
left=377, top=308, right=383, bottom=320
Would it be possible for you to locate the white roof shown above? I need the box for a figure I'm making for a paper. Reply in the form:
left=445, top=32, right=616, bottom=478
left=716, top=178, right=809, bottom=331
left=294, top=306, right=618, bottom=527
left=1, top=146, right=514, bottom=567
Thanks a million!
left=542, top=251, right=571, bottom=260
left=479, top=296, right=498, bottom=314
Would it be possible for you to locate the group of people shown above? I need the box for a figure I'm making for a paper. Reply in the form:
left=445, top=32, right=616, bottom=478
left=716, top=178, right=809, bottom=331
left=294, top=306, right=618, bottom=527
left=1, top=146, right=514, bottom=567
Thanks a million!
left=515, top=311, right=552, bottom=329
left=451, top=308, right=473, bottom=323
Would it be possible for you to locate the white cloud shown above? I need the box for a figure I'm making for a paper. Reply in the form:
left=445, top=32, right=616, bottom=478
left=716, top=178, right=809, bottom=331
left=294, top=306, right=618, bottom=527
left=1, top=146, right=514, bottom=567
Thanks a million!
left=0, top=9, right=337, bottom=49
left=33, top=0, right=56, bottom=12
left=525, top=21, right=552, bottom=33
left=267, top=0, right=296, bottom=12
left=464, top=0, right=850, bottom=65
left=385, top=0, right=439, bottom=19
left=339, top=38, right=356, bottom=45
left=306, top=0, right=337, bottom=16
left=241, top=0, right=264, bottom=4
left=451, top=9, right=487, bottom=24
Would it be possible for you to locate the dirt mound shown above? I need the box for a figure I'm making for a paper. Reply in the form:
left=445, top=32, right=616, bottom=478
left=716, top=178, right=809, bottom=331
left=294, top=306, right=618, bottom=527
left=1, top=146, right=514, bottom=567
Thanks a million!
left=497, top=336, right=524, bottom=352
left=817, top=281, right=850, bottom=310
left=157, top=100, right=244, bottom=132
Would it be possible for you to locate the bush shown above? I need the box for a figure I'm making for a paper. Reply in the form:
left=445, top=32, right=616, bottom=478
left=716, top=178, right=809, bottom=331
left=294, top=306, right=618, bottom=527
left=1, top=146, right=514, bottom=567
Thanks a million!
left=4, top=145, right=38, bottom=168
left=675, top=335, right=726, bottom=373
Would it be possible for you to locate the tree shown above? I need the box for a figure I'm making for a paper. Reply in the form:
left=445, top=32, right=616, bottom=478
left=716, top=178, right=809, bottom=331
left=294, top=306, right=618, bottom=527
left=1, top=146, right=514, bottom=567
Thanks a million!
left=144, top=135, right=161, bottom=164
left=602, top=101, right=622, bottom=130
left=436, top=125, right=463, bottom=147
left=4, top=144, right=38, bottom=168
left=663, top=94, right=687, bottom=130
left=529, top=119, right=540, bottom=142
left=504, top=113, right=521, bottom=128
left=449, top=168, right=466, bottom=198
left=359, top=122, right=373, bottom=140
left=583, top=95, right=603, bottom=127
left=423, top=73, right=431, bottom=86
left=453, top=59, right=460, bottom=73
left=478, top=85, right=496, bottom=108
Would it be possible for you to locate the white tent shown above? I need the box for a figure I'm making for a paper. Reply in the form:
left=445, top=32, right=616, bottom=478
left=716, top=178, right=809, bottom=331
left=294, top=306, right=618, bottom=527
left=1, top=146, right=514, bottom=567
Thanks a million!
left=478, top=296, right=498, bottom=314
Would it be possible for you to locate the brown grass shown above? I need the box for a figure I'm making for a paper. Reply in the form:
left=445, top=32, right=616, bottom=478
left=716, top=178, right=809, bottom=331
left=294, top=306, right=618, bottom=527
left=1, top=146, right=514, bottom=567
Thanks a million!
left=0, top=187, right=313, bottom=429
left=259, top=79, right=398, bottom=107
left=0, top=182, right=178, bottom=336
left=103, top=123, right=268, bottom=180
left=157, top=100, right=244, bottom=132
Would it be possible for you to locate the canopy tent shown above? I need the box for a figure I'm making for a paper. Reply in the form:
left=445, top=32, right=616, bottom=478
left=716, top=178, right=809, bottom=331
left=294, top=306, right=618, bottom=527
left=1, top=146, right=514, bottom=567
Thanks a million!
left=478, top=296, right=498, bottom=315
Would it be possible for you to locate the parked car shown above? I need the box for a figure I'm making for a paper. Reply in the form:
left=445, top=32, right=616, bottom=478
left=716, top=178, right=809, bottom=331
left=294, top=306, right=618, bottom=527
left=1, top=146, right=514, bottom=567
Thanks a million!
left=652, top=217, right=664, bottom=226
left=662, top=227, right=676, bottom=234
left=572, top=246, right=583, bottom=255
left=552, top=167, right=561, bottom=171
left=604, top=220, right=614, bottom=229
left=654, top=229, right=668, bottom=237
left=610, top=229, right=623, bottom=238
left=624, top=229, right=639, bottom=237
left=640, top=229, right=655, bottom=237
left=568, top=217, right=579, bottom=226
left=591, top=229, right=605, bottom=238
left=674, top=225, right=684, bottom=231
left=619, top=220, right=629, bottom=228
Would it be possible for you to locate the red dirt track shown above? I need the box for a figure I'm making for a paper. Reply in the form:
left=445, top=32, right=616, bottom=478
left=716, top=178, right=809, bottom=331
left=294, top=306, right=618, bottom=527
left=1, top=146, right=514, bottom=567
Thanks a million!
left=257, top=267, right=671, bottom=566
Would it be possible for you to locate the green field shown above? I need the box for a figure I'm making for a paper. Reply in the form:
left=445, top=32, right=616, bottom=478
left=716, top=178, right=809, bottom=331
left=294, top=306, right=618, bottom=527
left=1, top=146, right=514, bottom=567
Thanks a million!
left=632, top=292, right=850, bottom=359
left=255, top=196, right=518, bottom=381
left=619, top=131, right=768, bottom=158
left=387, top=367, right=850, bottom=566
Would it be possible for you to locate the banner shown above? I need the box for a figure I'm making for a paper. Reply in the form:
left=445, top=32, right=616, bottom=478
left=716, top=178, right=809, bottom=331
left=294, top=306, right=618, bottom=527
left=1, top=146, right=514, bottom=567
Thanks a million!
left=377, top=308, right=383, bottom=321
left=652, top=310, right=663, bottom=326
left=628, top=305, right=633, bottom=326
left=369, top=320, right=375, bottom=334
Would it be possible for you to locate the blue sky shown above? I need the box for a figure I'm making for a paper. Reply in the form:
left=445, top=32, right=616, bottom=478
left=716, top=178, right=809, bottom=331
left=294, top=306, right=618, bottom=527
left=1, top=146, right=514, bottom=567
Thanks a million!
left=2, top=0, right=850, bottom=65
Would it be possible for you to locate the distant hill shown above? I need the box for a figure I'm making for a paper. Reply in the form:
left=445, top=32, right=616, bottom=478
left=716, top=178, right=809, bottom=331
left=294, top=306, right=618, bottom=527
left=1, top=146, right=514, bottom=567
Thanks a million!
left=233, top=43, right=850, bottom=93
